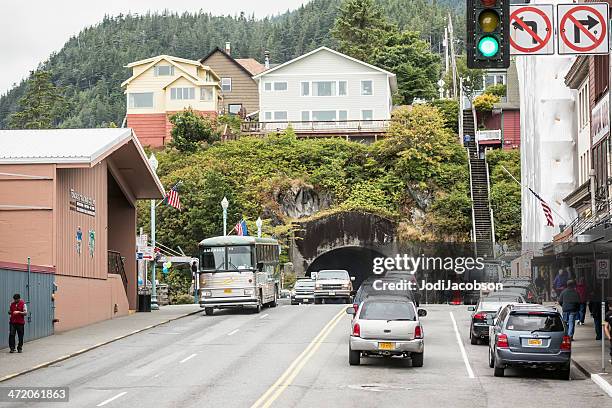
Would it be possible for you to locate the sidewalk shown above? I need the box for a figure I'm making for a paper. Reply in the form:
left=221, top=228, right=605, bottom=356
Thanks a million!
left=0, top=304, right=201, bottom=382
left=570, top=317, right=612, bottom=397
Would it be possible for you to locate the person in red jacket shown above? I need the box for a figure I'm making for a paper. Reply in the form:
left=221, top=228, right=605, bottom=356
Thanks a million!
left=8, top=293, right=27, bottom=353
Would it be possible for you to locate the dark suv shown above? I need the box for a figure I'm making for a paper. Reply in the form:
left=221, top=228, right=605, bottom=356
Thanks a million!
left=499, top=278, right=541, bottom=304
left=488, top=304, right=571, bottom=379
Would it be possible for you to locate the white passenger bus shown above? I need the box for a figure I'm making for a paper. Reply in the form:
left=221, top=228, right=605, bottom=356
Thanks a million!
left=198, top=236, right=280, bottom=315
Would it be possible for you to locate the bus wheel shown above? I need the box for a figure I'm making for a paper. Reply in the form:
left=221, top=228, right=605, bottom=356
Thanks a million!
left=204, top=307, right=214, bottom=316
left=270, top=290, right=278, bottom=307
left=255, top=302, right=262, bottom=313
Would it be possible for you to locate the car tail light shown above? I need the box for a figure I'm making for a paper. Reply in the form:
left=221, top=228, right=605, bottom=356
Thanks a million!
left=473, top=313, right=487, bottom=321
left=560, top=335, right=571, bottom=351
left=353, top=304, right=359, bottom=314
left=414, top=325, right=423, bottom=339
left=496, top=334, right=509, bottom=348
left=352, top=323, right=361, bottom=337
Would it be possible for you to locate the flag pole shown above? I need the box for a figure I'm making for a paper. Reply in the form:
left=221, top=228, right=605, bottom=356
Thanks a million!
left=500, top=165, right=569, bottom=224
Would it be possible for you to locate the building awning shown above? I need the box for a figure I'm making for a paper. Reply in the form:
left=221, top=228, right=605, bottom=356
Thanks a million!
left=0, top=128, right=164, bottom=200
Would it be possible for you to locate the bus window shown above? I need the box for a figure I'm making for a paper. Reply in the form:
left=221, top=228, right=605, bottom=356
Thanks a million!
left=201, top=247, right=225, bottom=270
left=227, top=246, right=253, bottom=270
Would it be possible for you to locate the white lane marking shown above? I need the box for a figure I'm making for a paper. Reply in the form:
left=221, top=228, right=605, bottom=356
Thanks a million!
left=591, top=373, right=612, bottom=398
left=259, top=314, right=269, bottom=320
left=97, top=391, right=127, bottom=407
left=228, top=329, right=240, bottom=336
left=179, top=353, right=197, bottom=364
left=449, top=311, right=475, bottom=379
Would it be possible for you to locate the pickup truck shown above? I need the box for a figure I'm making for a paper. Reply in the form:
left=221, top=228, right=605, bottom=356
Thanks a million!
left=314, top=269, right=354, bottom=304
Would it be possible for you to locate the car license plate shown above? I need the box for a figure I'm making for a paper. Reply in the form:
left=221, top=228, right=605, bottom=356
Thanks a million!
left=527, top=338, right=542, bottom=346
left=224, top=288, right=232, bottom=294
left=378, top=342, right=395, bottom=350
left=329, top=291, right=335, bottom=296
left=303, top=298, right=309, bottom=303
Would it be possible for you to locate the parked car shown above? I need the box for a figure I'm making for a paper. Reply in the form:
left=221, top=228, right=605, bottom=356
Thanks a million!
left=346, top=296, right=426, bottom=367
left=314, top=269, right=354, bottom=304
left=468, top=299, right=517, bottom=345
left=352, top=275, right=419, bottom=314
left=488, top=304, right=571, bottom=379
left=279, top=289, right=291, bottom=299
left=498, top=278, right=541, bottom=304
left=290, top=279, right=315, bottom=304
left=483, top=293, right=526, bottom=304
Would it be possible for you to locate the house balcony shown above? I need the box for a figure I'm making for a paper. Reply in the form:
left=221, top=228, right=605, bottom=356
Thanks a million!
left=476, top=129, right=502, bottom=145
left=240, top=120, right=390, bottom=142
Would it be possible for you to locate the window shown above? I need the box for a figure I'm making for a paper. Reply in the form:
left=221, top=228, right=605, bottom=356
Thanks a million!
left=339, top=110, right=348, bottom=121
left=301, top=82, right=310, bottom=96
left=273, top=111, right=287, bottom=121
left=200, top=87, right=213, bottom=101
left=154, top=65, right=174, bottom=76
left=339, top=81, right=347, bottom=96
left=578, top=82, right=589, bottom=130
left=312, top=110, right=337, bottom=121
left=170, top=87, right=195, bottom=100
left=361, top=110, right=373, bottom=121
left=221, top=77, right=232, bottom=92
left=128, top=92, right=153, bottom=108
left=274, top=82, right=288, bottom=91
left=228, top=104, right=242, bottom=115
left=301, top=111, right=310, bottom=121
left=361, top=80, right=373, bottom=96
left=264, top=112, right=272, bottom=121
left=313, top=81, right=336, bottom=97
left=264, top=82, right=272, bottom=91
left=594, top=55, right=609, bottom=101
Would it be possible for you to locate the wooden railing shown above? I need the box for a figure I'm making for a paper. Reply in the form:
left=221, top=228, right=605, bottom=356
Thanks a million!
left=241, top=119, right=390, bottom=135
left=108, top=250, right=128, bottom=295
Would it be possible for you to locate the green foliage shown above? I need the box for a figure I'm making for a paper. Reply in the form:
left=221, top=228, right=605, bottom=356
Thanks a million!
left=169, top=109, right=219, bottom=153
left=8, top=71, right=66, bottom=129
left=473, top=93, right=500, bottom=112
left=161, top=266, right=193, bottom=302
left=173, top=294, right=195, bottom=304
left=429, top=99, right=459, bottom=133
left=484, top=84, right=506, bottom=97
left=0, top=1, right=462, bottom=128
left=444, top=55, right=484, bottom=99
left=487, top=149, right=521, bottom=243
left=217, top=114, right=242, bottom=135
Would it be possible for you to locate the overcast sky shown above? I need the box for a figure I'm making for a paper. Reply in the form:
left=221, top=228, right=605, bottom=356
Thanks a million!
left=0, top=0, right=308, bottom=94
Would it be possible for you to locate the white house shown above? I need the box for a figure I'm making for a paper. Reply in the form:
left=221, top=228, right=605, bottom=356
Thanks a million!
left=253, top=47, right=397, bottom=125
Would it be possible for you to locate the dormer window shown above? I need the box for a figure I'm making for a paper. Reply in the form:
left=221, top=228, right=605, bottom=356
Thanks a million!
left=154, top=65, right=174, bottom=76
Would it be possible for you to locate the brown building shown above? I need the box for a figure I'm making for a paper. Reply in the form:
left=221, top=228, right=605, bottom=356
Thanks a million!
left=0, top=129, right=164, bottom=333
left=201, top=43, right=266, bottom=116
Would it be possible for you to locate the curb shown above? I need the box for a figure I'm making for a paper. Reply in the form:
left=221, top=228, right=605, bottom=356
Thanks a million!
left=572, top=357, right=612, bottom=398
left=0, top=308, right=202, bottom=383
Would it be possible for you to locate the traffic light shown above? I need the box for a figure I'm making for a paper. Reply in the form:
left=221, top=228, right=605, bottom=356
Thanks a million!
left=467, top=0, right=510, bottom=69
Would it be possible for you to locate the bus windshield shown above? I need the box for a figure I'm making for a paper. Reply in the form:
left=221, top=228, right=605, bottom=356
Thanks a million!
left=200, top=246, right=253, bottom=271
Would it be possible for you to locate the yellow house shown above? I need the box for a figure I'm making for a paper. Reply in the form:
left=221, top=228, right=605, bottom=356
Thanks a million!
left=122, top=55, right=221, bottom=147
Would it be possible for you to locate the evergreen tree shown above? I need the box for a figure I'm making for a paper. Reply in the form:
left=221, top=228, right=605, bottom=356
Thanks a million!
left=332, top=0, right=392, bottom=62
left=8, top=71, right=66, bottom=129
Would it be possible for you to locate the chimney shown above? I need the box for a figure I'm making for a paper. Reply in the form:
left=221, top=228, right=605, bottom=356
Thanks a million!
left=264, top=50, right=270, bottom=70
left=225, top=42, right=231, bottom=55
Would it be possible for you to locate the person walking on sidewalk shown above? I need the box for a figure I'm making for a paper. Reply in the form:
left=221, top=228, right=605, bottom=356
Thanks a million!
left=558, top=280, right=580, bottom=339
left=576, top=277, right=587, bottom=325
left=604, top=303, right=612, bottom=363
left=8, top=293, right=27, bottom=353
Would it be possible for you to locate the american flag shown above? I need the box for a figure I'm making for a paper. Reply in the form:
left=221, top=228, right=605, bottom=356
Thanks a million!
left=234, top=220, right=248, bottom=236
left=164, top=185, right=182, bottom=211
left=528, top=188, right=553, bottom=227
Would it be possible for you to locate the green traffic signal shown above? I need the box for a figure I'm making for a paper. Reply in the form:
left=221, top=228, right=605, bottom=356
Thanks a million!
left=478, top=36, right=499, bottom=57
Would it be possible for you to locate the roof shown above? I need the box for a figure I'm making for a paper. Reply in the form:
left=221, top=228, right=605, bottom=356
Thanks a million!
left=199, top=236, right=278, bottom=246
left=122, top=55, right=219, bottom=87
left=252, top=47, right=398, bottom=92
left=126, top=54, right=202, bottom=68
left=236, top=58, right=266, bottom=75
left=200, top=47, right=264, bottom=78
left=161, top=74, right=220, bottom=90
left=0, top=128, right=164, bottom=199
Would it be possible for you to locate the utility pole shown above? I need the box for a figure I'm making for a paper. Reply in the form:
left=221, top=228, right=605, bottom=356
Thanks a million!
left=444, top=27, right=450, bottom=75
left=448, top=14, right=458, bottom=99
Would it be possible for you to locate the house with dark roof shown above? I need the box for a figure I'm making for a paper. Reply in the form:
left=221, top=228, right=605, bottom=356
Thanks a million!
left=201, top=43, right=266, bottom=117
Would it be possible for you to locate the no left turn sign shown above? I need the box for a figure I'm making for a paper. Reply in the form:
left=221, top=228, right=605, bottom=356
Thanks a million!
left=510, top=5, right=554, bottom=55
left=558, top=3, right=609, bottom=55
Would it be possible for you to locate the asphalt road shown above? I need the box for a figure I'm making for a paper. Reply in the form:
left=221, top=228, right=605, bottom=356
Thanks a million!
left=0, top=302, right=609, bottom=408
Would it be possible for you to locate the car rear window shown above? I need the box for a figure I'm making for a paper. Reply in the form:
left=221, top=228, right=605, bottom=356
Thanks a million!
left=295, top=280, right=314, bottom=288
left=318, top=270, right=349, bottom=279
left=360, top=302, right=416, bottom=321
left=506, top=313, right=564, bottom=332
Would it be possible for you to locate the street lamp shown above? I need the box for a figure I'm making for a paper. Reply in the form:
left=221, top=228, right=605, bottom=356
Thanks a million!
left=256, top=217, right=263, bottom=238
left=221, top=197, right=229, bottom=236
left=148, top=153, right=159, bottom=311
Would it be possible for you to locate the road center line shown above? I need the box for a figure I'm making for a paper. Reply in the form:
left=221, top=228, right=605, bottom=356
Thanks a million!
left=179, top=353, right=197, bottom=363
left=259, top=314, right=269, bottom=319
left=228, top=329, right=240, bottom=336
left=96, top=391, right=127, bottom=407
left=449, top=311, right=475, bottom=379
left=251, top=306, right=346, bottom=408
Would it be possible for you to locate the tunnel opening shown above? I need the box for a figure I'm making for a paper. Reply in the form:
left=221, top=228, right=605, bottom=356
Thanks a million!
left=306, top=246, right=385, bottom=289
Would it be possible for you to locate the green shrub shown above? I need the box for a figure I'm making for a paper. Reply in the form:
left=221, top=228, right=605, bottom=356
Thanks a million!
left=484, top=84, right=507, bottom=97
left=173, top=293, right=194, bottom=305
left=473, top=93, right=500, bottom=112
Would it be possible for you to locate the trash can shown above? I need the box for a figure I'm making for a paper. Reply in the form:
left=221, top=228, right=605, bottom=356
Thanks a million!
left=138, top=294, right=151, bottom=312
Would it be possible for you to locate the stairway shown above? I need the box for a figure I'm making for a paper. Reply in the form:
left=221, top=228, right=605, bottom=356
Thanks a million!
left=463, top=110, right=494, bottom=258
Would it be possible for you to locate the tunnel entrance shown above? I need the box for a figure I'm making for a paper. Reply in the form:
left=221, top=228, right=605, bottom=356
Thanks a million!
left=306, top=246, right=385, bottom=289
